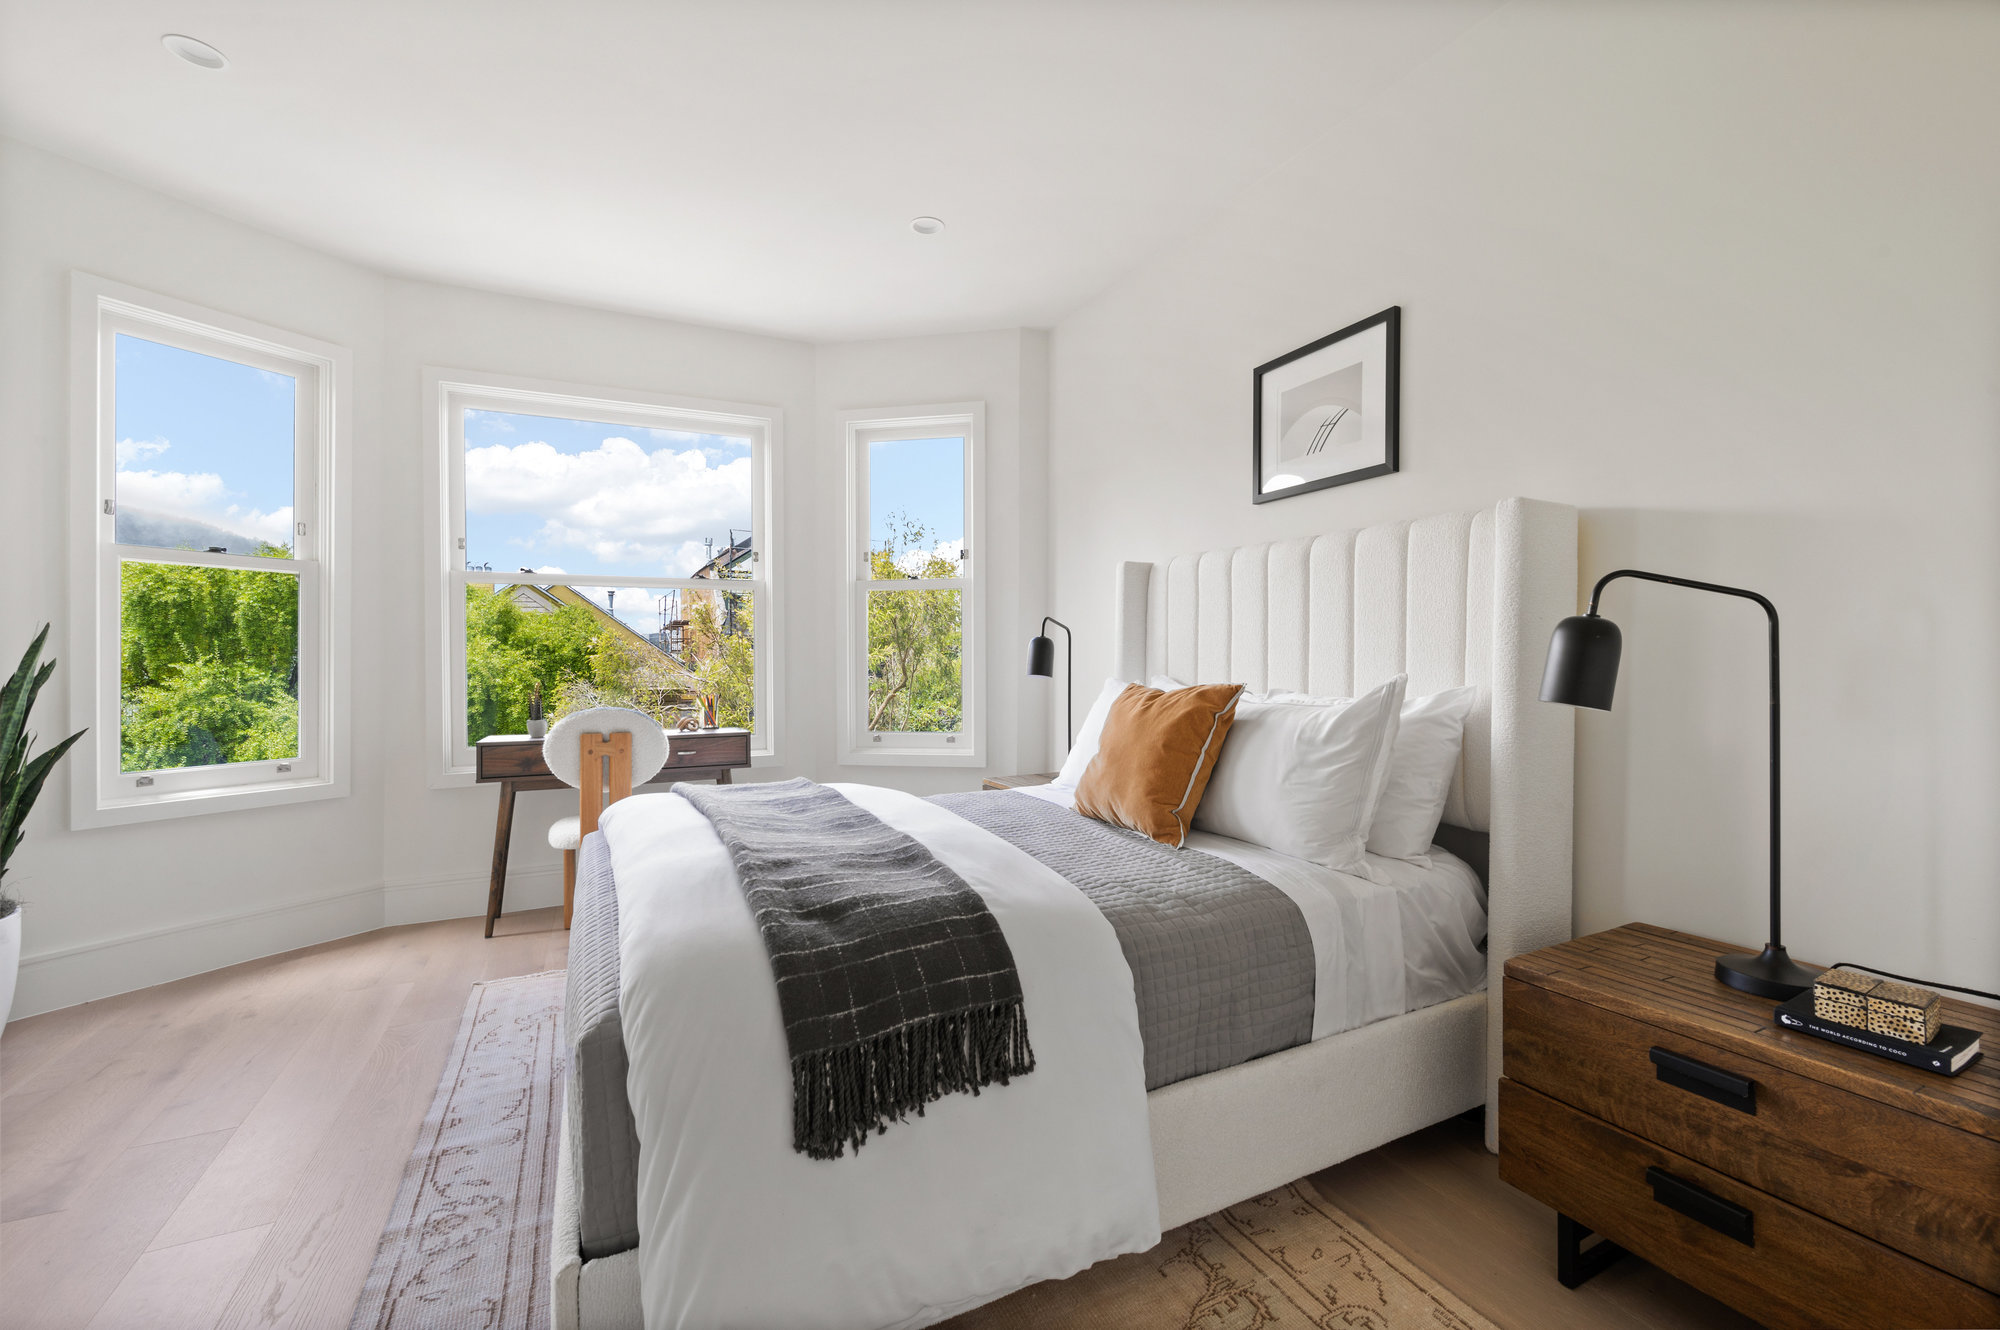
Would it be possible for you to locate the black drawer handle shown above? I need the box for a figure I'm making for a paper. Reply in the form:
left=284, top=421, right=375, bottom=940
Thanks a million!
left=1646, top=1166, right=1754, bottom=1246
left=1649, top=1046, right=1755, bottom=1115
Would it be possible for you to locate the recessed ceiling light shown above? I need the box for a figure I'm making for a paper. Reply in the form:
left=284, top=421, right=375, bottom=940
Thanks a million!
left=162, top=34, right=228, bottom=70
left=909, top=216, right=946, bottom=236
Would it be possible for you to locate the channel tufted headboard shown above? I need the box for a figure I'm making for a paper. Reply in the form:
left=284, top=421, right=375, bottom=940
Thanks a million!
left=1108, top=497, right=1578, bottom=1146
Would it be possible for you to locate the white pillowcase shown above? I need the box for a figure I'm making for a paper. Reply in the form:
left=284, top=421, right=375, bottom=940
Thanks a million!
left=1191, top=675, right=1407, bottom=873
left=1365, top=686, right=1477, bottom=864
left=1052, top=677, right=1133, bottom=790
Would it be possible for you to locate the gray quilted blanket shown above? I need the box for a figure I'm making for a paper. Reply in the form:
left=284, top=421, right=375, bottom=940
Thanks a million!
left=680, top=778, right=1034, bottom=1160
left=929, top=790, right=1314, bottom=1089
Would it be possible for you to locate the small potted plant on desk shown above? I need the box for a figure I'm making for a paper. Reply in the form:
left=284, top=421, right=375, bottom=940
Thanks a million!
left=1, top=626, right=87, bottom=1033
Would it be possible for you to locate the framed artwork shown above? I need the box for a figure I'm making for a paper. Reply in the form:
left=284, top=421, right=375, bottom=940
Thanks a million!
left=1252, top=305, right=1400, bottom=504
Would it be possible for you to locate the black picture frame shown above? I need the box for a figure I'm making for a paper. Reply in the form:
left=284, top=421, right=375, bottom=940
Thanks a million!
left=1251, top=305, right=1400, bottom=504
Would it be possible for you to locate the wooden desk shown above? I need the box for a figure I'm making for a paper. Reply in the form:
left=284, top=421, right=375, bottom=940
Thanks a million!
left=473, top=728, right=751, bottom=936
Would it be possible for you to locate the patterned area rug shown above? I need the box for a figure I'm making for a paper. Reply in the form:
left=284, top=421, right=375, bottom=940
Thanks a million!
left=350, top=971, right=567, bottom=1330
left=940, top=1178, right=1499, bottom=1330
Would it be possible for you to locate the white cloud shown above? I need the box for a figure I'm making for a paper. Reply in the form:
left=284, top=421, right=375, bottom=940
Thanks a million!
left=117, top=436, right=171, bottom=465
left=117, top=465, right=294, bottom=545
left=466, top=435, right=751, bottom=576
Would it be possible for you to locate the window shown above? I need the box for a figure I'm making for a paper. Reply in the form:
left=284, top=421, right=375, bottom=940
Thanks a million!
left=426, top=371, right=777, bottom=780
left=69, top=275, right=349, bottom=826
left=839, top=404, right=982, bottom=765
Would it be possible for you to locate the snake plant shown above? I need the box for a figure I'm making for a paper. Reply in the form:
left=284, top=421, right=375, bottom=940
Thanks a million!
left=1, top=625, right=87, bottom=913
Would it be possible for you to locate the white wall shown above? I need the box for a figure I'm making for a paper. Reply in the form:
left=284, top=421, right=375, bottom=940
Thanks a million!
left=2, top=142, right=1051, bottom=1016
left=0, top=140, right=392, bottom=1014
left=1048, top=1, right=2000, bottom=992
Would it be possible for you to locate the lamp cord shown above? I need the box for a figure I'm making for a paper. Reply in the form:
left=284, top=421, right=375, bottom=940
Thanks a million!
left=1830, top=962, right=2000, bottom=1004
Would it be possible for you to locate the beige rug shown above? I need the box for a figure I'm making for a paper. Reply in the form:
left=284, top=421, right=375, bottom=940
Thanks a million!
left=941, top=1178, right=1499, bottom=1330
left=350, top=970, right=567, bottom=1330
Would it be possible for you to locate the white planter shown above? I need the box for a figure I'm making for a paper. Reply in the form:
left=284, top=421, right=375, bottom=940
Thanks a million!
left=0, top=906, right=18, bottom=1034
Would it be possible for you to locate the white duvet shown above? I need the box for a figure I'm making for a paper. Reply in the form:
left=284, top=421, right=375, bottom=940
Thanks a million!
left=603, top=783, right=1161, bottom=1330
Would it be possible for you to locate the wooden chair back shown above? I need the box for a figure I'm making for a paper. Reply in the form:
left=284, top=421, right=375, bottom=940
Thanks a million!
left=578, top=731, right=633, bottom=838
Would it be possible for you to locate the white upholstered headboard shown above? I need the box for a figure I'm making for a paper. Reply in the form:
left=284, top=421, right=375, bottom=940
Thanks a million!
left=1109, top=497, right=1577, bottom=1145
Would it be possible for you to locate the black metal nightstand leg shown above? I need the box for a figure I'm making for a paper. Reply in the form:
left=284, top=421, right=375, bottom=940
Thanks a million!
left=1556, top=1213, right=1628, bottom=1288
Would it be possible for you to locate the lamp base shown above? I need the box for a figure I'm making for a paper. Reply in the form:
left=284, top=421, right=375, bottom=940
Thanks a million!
left=1714, top=944, right=1817, bottom=1000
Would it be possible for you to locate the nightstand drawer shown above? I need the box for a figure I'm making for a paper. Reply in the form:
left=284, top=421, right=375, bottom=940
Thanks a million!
left=1498, top=1079, right=2000, bottom=1330
left=1503, top=977, right=2000, bottom=1290
left=665, top=731, right=750, bottom=770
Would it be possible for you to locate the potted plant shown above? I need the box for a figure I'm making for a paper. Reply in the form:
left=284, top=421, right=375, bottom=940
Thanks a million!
left=1, top=626, right=86, bottom=1031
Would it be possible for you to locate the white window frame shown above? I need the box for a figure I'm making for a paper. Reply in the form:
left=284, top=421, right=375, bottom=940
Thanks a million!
left=838, top=403, right=984, bottom=767
left=424, top=368, right=781, bottom=786
left=67, top=273, right=351, bottom=828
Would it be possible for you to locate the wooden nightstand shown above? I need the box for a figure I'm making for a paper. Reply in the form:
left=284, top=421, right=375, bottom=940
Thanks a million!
left=980, top=772, right=1058, bottom=791
left=1498, top=923, right=1999, bottom=1330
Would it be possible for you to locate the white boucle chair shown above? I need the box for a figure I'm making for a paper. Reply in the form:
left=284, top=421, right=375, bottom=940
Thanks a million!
left=543, top=707, right=668, bottom=928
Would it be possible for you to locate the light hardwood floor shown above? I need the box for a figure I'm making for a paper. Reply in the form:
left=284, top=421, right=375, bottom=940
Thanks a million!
left=4, top=912, right=1757, bottom=1330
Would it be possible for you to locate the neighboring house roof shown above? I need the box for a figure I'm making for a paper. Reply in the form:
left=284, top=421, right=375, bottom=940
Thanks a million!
left=691, top=535, right=753, bottom=580
left=499, top=581, right=669, bottom=659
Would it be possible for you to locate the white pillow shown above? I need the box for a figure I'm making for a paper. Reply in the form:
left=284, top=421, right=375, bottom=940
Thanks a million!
left=1365, top=686, right=1477, bottom=864
left=1192, top=675, right=1406, bottom=872
left=1052, top=677, right=1133, bottom=790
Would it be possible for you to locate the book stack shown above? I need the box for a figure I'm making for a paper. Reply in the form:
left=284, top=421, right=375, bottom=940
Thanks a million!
left=1774, top=989, right=1983, bottom=1076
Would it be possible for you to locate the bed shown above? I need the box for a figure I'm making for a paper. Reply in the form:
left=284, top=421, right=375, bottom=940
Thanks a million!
left=550, top=497, right=1577, bottom=1329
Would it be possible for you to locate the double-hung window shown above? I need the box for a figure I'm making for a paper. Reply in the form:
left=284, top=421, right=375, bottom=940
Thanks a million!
left=69, top=275, right=349, bottom=826
left=427, top=371, right=777, bottom=780
left=840, top=404, right=982, bottom=765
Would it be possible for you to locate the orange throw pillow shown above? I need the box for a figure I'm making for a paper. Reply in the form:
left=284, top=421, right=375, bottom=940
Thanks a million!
left=1074, top=682, right=1244, bottom=847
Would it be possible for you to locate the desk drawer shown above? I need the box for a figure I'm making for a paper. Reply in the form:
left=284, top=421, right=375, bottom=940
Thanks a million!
left=1503, top=978, right=2000, bottom=1290
left=1498, top=1079, right=2000, bottom=1330
left=665, top=731, right=750, bottom=771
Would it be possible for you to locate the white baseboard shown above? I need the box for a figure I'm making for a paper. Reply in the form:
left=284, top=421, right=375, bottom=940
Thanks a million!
left=10, top=884, right=387, bottom=1020
left=383, top=865, right=564, bottom=927
left=8, top=865, right=570, bottom=1022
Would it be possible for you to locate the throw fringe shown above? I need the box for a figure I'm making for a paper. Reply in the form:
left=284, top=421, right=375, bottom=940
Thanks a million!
left=792, top=998, right=1036, bottom=1161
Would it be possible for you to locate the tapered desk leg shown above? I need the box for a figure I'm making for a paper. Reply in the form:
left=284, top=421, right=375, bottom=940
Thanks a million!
left=486, top=779, right=516, bottom=939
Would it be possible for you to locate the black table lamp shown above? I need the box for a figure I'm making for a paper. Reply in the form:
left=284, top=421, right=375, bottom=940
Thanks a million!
left=1028, top=616, right=1072, bottom=748
left=1541, top=569, right=1817, bottom=1000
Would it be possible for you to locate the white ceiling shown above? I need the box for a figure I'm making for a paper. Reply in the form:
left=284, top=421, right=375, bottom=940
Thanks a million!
left=0, top=1, right=1497, bottom=342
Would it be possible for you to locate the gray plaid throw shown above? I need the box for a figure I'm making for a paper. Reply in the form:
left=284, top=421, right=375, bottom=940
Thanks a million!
left=677, top=778, right=1034, bottom=1160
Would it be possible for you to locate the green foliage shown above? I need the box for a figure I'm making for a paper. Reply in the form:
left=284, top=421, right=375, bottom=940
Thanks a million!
left=464, top=585, right=604, bottom=742
left=477, top=584, right=758, bottom=741
left=121, top=546, right=297, bottom=690
left=121, top=661, right=299, bottom=771
left=867, top=516, right=962, bottom=733
left=2, top=624, right=88, bottom=904
left=676, top=596, right=755, bottom=729
left=119, top=555, right=300, bottom=773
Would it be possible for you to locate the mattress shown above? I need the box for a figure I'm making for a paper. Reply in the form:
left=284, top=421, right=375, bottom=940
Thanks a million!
left=560, top=786, right=1488, bottom=1263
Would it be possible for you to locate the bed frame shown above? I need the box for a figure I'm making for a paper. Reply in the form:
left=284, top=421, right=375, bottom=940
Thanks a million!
left=551, top=496, right=1577, bottom=1329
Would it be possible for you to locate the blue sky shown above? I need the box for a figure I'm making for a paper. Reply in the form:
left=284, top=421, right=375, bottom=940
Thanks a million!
left=114, top=333, right=297, bottom=553
left=869, top=436, right=964, bottom=560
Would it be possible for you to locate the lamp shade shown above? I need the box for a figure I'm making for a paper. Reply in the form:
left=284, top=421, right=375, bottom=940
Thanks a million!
left=1027, top=634, right=1056, bottom=677
left=1540, top=614, right=1622, bottom=710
